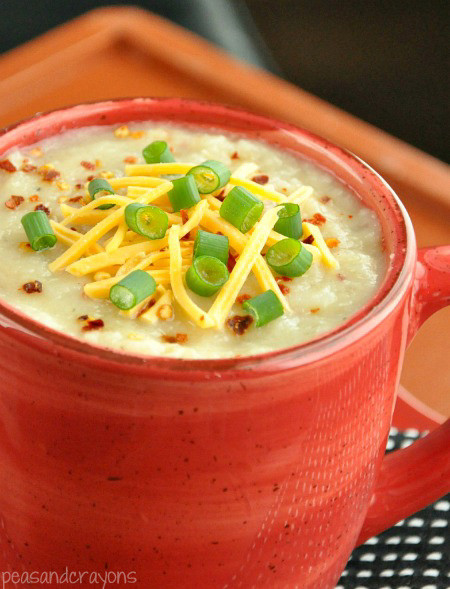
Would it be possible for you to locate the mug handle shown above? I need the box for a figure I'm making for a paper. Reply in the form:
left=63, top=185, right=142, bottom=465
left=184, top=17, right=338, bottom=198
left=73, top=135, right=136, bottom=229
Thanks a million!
left=357, top=245, right=450, bottom=544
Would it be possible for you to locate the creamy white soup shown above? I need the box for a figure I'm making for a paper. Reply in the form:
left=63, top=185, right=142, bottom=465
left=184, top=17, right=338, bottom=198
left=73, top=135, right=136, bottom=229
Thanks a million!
left=0, top=124, right=386, bottom=358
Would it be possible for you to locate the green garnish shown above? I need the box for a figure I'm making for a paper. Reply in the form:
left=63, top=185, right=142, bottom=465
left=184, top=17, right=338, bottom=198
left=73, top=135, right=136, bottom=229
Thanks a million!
left=187, top=160, right=230, bottom=194
left=274, top=203, right=302, bottom=239
left=168, top=176, right=201, bottom=212
left=88, top=178, right=115, bottom=210
left=193, top=229, right=229, bottom=265
left=219, top=186, right=264, bottom=233
left=242, top=290, right=284, bottom=327
left=142, top=141, right=175, bottom=164
left=125, top=203, right=168, bottom=240
left=186, top=255, right=229, bottom=297
left=109, top=270, right=156, bottom=310
left=21, top=211, right=57, bottom=251
left=266, top=238, right=313, bottom=277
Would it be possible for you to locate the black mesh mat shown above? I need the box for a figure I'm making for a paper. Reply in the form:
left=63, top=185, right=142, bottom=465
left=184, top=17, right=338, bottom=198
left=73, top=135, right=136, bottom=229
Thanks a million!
left=338, top=429, right=449, bottom=589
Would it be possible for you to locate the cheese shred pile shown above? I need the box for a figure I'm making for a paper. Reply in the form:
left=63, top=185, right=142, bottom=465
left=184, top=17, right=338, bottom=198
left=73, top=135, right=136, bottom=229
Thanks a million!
left=49, top=162, right=338, bottom=329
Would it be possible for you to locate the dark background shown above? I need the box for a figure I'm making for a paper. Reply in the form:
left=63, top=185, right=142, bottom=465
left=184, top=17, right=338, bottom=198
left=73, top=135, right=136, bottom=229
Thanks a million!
left=0, top=0, right=448, bottom=162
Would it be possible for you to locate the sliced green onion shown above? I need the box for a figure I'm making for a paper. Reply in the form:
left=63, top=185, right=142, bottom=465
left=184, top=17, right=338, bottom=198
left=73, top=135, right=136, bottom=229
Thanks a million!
left=187, top=160, right=231, bottom=194
left=193, top=230, right=229, bottom=265
left=219, top=186, right=264, bottom=233
left=274, top=203, right=302, bottom=239
left=242, top=290, right=284, bottom=327
left=266, top=238, right=313, bottom=277
left=142, top=140, right=175, bottom=164
left=125, top=203, right=168, bottom=239
left=109, top=270, right=156, bottom=310
left=168, top=175, right=201, bottom=212
left=21, top=211, right=57, bottom=251
left=88, top=178, right=115, bottom=210
left=186, top=255, right=229, bottom=297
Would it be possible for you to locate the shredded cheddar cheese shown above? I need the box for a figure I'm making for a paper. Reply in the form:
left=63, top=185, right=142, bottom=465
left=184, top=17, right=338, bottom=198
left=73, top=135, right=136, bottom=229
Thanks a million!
left=47, top=154, right=335, bottom=331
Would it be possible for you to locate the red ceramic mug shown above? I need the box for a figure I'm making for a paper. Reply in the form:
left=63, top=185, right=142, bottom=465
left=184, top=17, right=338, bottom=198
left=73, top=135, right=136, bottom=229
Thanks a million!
left=0, top=99, right=448, bottom=589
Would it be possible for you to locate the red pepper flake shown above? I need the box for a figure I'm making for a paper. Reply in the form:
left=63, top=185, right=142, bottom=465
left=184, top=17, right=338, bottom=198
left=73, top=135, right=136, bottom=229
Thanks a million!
left=227, top=252, right=237, bottom=273
left=77, top=314, right=89, bottom=321
left=278, top=276, right=292, bottom=282
left=303, top=235, right=315, bottom=245
left=305, top=213, right=326, bottom=226
left=251, top=174, right=269, bottom=185
left=278, top=283, right=290, bottom=295
left=236, top=294, right=252, bottom=305
left=21, top=163, right=37, bottom=173
left=310, top=308, right=320, bottom=314
left=5, top=195, right=24, bottom=210
left=348, top=214, right=353, bottom=219
left=162, top=333, right=188, bottom=344
left=34, top=204, right=50, bottom=216
left=216, top=189, right=226, bottom=202
left=137, top=299, right=156, bottom=317
left=22, top=280, right=42, bottom=294
left=29, top=194, right=40, bottom=202
left=75, top=183, right=83, bottom=190
left=81, top=160, right=95, bottom=170
left=320, top=195, right=331, bottom=204
left=124, top=156, right=137, bottom=164
left=69, top=195, right=84, bottom=203
left=227, top=315, right=254, bottom=335
left=231, top=151, right=239, bottom=159
left=42, top=169, right=60, bottom=182
left=86, top=175, right=95, bottom=182
left=0, top=159, right=16, bottom=173
left=82, top=318, right=104, bottom=332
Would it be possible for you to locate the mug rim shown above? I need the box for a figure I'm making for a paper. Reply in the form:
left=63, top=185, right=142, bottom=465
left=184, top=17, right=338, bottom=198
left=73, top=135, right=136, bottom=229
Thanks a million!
left=0, top=97, right=416, bottom=371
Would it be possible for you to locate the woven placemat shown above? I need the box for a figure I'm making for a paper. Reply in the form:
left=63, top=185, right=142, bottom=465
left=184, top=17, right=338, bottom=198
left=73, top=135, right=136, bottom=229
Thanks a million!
left=338, top=429, right=449, bottom=589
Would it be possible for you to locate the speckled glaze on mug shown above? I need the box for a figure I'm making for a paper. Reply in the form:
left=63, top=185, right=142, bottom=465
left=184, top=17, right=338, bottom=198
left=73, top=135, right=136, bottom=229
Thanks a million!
left=0, top=99, right=448, bottom=589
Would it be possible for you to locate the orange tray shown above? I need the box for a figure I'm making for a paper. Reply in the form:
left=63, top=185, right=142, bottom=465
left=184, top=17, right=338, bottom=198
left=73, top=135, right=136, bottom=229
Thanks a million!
left=0, top=7, right=448, bottom=423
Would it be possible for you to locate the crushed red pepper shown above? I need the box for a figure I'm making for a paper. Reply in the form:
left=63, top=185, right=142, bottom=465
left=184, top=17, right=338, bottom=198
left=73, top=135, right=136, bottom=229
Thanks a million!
left=227, top=252, right=237, bottom=273
left=5, top=195, right=24, bottom=210
left=41, top=169, right=60, bottom=182
left=34, top=204, right=50, bottom=216
left=124, top=156, right=137, bottom=164
left=310, top=308, right=320, bottom=314
left=29, top=194, right=40, bottom=202
left=305, top=213, right=326, bottom=226
left=22, top=281, right=42, bottom=294
left=0, top=160, right=16, bottom=173
left=227, top=315, right=253, bottom=335
left=216, top=189, right=226, bottom=202
left=69, top=195, right=84, bottom=203
left=86, top=175, right=95, bottom=182
left=277, top=283, right=290, bottom=295
left=162, top=333, right=188, bottom=344
left=21, top=163, right=37, bottom=173
left=303, top=235, right=315, bottom=245
left=77, top=314, right=89, bottom=321
left=82, top=318, right=104, bottom=332
left=81, top=161, right=95, bottom=170
left=251, top=174, right=269, bottom=185
left=236, top=294, right=252, bottom=305
left=137, top=299, right=156, bottom=317
left=320, top=195, right=331, bottom=204
left=75, top=183, right=83, bottom=190
left=231, top=151, right=239, bottom=159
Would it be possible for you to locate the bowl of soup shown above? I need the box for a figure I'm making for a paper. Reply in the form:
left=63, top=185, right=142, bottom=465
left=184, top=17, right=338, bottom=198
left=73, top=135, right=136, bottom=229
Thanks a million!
left=0, top=98, right=448, bottom=589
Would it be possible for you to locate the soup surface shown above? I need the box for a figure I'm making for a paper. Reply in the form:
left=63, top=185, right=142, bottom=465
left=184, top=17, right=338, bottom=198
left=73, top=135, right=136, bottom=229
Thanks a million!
left=0, top=124, right=386, bottom=358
